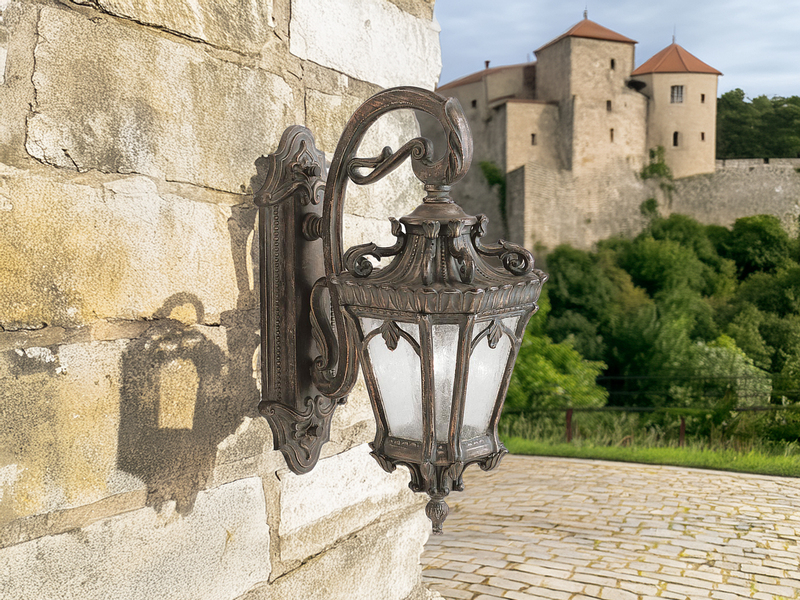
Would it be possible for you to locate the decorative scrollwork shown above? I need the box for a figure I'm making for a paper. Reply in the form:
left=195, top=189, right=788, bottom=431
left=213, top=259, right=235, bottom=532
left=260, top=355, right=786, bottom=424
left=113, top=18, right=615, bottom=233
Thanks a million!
left=410, top=96, right=471, bottom=189
left=472, top=318, right=517, bottom=352
left=259, top=395, right=339, bottom=474
left=314, top=87, right=473, bottom=399
left=342, top=218, right=405, bottom=277
left=254, top=126, right=326, bottom=208
left=362, top=319, right=421, bottom=355
left=472, top=214, right=535, bottom=276
left=478, top=448, right=508, bottom=472
left=347, top=138, right=434, bottom=186
left=309, top=278, right=338, bottom=382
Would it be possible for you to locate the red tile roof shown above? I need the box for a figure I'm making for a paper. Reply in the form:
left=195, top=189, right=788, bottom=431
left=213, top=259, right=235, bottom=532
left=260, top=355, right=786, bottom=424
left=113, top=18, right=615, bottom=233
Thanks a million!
left=632, top=43, right=722, bottom=75
left=536, top=18, right=636, bottom=53
left=437, top=63, right=530, bottom=92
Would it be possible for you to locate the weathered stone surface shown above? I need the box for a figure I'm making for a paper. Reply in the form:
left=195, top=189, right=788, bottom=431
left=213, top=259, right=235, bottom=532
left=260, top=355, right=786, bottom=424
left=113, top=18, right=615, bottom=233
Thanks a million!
left=0, top=488, right=147, bottom=549
left=74, top=0, right=275, bottom=54
left=290, top=0, right=441, bottom=90
left=240, top=507, right=429, bottom=600
left=27, top=7, right=301, bottom=194
left=0, top=0, right=8, bottom=86
left=0, top=314, right=263, bottom=523
left=0, top=478, right=270, bottom=600
left=322, top=375, right=377, bottom=459
left=277, top=443, right=421, bottom=562
left=0, top=339, right=146, bottom=526
left=0, top=165, right=240, bottom=328
left=384, top=0, right=435, bottom=20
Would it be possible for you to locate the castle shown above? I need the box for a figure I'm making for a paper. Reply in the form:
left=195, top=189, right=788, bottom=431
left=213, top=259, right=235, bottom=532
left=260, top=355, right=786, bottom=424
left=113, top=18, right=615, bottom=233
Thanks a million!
left=427, top=15, right=723, bottom=250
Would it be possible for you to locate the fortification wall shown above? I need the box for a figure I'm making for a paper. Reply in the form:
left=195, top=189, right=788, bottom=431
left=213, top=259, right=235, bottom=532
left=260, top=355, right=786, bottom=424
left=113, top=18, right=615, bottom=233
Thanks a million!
left=666, top=164, right=800, bottom=235
left=0, top=1, right=441, bottom=599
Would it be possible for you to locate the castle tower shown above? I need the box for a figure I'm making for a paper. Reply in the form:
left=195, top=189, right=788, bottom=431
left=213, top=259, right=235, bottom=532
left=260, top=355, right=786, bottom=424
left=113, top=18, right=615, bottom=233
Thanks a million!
left=534, top=16, right=647, bottom=175
left=631, top=43, right=722, bottom=178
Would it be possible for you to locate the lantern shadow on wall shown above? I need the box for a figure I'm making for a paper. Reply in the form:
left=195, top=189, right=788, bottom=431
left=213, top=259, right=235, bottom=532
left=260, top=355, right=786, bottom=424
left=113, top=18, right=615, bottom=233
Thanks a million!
left=117, top=289, right=260, bottom=514
left=255, top=87, right=547, bottom=533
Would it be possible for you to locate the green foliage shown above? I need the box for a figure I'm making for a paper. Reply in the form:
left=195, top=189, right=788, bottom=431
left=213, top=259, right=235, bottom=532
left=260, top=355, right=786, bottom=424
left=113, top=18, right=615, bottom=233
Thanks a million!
left=717, top=89, right=800, bottom=159
left=506, top=288, right=608, bottom=412
left=534, top=212, right=791, bottom=408
left=478, top=161, right=507, bottom=231
left=640, top=146, right=673, bottom=180
left=640, top=198, right=658, bottom=220
left=506, top=210, right=800, bottom=465
left=725, top=215, right=791, bottom=278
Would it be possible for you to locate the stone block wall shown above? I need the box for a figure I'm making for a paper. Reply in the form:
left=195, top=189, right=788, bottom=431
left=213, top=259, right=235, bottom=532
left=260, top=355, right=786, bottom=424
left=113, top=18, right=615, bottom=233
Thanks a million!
left=0, top=1, right=442, bottom=598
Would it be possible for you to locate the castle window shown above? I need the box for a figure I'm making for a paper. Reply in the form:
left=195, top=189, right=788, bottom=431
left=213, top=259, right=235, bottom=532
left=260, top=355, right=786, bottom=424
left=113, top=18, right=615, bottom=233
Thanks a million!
left=531, top=133, right=537, bottom=145
left=606, top=100, right=612, bottom=112
left=673, top=131, right=680, bottom=146
left=471, top=99, right=477, bottom=108
left=701, top=132, right=706, bottom=141
left=610, top=128, right=615, bottom=142
left=610, top=59, right=616, bottom=70
left=670, top=85, right=684, bottom=103
left=701, top=93, right=706, bottom=103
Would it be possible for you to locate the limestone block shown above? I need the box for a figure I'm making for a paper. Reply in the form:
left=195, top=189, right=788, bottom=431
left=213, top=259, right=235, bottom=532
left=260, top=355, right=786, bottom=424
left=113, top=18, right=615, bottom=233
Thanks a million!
left=73, top=0, right=275, bottom=54
left=0, top=478, right=270, bottom=600
left=0, top=314, right=263, bottom=526
left=0, top=0, right=8, bottom=86
left=0, top=339, right=147, bottom=526
left=26, top=7, right=301, bottom=195
left=322, top=375, right=377, bottom=459
left=0, top=164, right=240, bottom=328
left=277, top=443, right=422, bottom=562
left=384, top=0, right=435, bottom=20
left=290, top=0, right=441, bottom=90
left=240, top=507, right=429, bottom=600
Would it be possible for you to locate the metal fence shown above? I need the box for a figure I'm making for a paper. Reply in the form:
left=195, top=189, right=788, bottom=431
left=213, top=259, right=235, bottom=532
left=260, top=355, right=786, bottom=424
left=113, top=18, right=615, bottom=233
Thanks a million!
left=503, top=404, right=800, bottom=447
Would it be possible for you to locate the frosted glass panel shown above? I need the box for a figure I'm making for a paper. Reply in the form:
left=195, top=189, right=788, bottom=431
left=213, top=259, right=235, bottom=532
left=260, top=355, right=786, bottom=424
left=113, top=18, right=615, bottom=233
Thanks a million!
left=432, top=324, right=460, bottom=442
left=502, top=317, right=520, bottom=336
left=361, top=318, right=423, bottom=440
left=462, top=329, right=512, bottom=439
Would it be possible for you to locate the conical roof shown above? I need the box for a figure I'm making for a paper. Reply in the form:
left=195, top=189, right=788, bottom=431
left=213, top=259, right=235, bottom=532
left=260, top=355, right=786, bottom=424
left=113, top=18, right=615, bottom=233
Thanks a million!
left=632, top=43, right=721, bottom=75
left=536, top=18, right=636, bottom=53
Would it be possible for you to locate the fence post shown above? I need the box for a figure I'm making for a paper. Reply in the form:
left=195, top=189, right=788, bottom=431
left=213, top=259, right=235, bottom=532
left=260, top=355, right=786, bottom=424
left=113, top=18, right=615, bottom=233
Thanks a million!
left=566, top=408, right=573, bottom=443
left=679, top=416, right=686, bottom=448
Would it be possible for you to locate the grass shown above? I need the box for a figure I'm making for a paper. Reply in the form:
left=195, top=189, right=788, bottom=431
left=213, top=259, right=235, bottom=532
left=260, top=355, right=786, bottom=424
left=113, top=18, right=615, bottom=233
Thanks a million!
left=499, top=411, right=800, bottom=478
left=502, top=435, right=800, bottom=478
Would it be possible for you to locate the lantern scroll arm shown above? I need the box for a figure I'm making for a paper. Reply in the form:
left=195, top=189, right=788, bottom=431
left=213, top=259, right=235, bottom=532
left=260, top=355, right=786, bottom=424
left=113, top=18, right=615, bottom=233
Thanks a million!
left=310, top=87, right=473, bottom=398
left=343, top=218, right=406, bottom=278
left=471, top=214, right=535, bottom=276
left=347, top=138, right=434, bottom=186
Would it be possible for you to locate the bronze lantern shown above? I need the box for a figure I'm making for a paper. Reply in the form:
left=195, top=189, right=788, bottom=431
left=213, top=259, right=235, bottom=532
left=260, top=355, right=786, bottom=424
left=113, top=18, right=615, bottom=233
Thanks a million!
left=255, top=86, right=546, bottom=533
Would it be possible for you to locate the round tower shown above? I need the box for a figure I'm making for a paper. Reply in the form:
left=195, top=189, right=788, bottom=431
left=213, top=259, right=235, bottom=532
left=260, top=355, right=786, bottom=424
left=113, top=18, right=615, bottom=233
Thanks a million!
left=631, top=43, right=722, bottom=178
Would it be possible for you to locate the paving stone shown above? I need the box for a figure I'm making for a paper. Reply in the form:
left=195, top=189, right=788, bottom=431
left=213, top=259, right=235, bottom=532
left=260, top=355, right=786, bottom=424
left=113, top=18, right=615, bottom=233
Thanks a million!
left=421, top=456, right=800, bottom=600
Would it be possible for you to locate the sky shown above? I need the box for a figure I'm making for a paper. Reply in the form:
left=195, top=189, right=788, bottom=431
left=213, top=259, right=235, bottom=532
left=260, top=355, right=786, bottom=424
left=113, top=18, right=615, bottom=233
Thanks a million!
left=433, top=0, right=799, bottom=99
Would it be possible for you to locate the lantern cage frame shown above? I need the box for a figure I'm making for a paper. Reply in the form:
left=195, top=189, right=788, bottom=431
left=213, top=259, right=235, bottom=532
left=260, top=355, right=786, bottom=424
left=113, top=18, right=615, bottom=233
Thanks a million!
left=254, top=86, right=547, bottom=533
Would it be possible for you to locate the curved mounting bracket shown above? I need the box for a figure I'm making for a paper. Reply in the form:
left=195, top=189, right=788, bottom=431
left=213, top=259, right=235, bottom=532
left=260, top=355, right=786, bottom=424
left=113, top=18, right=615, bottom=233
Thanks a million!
left=254, top=126, right=342, bottom=474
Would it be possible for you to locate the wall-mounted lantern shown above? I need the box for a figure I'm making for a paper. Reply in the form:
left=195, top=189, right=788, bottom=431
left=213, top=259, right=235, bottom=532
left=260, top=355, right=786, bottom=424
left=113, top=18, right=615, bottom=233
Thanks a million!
left=254, top=87, right=546, bottom=533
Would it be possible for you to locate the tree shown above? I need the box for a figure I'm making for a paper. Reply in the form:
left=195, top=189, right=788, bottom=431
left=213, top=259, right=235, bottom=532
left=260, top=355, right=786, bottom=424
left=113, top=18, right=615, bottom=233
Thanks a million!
left=506, top=288, right=608, bottom=412
left=717, top=89, right=800, bottom=159
left=725, top=215, right=791, bottom=278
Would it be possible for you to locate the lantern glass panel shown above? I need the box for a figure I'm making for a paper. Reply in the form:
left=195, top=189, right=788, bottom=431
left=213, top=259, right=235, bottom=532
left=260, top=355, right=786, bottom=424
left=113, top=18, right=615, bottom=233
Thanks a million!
left=361, top=318, right=423, bottom=440
left=461, top=317, right=519, bottom=439
left=432, top=324, right=461, bottom=441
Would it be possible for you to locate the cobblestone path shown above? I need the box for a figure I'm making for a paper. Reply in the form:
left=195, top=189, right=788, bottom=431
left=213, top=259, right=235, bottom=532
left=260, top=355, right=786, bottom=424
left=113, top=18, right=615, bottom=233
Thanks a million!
left=421, top=455, right=800, bottom=600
